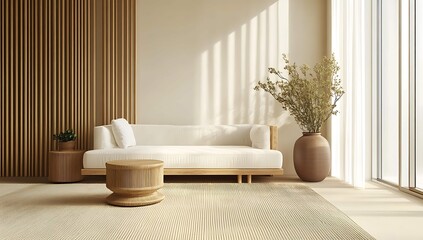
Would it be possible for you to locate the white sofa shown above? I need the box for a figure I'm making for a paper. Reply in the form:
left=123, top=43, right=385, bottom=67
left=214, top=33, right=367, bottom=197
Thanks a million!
left=82, top=124, right=283, bottom=183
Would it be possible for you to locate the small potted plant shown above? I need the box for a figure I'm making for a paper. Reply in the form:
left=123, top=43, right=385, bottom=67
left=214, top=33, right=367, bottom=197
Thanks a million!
left=53, top=129, right=77, bottom=151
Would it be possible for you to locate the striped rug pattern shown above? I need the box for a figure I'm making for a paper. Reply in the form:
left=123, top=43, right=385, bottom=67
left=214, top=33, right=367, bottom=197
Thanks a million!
left=0, top=183, right=374, bottom=240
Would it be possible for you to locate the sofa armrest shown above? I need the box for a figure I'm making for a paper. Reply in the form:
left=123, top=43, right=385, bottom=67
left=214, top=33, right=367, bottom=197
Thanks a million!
left=270, top=125, right=278, bottom=150
left=250, top=125, right=278, bottom=150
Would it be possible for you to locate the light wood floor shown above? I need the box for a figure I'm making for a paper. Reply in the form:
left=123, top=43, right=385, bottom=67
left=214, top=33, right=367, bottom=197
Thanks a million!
left=1, top=175, right=423, bottom=240
left=303, top=177, right=423, bottom=240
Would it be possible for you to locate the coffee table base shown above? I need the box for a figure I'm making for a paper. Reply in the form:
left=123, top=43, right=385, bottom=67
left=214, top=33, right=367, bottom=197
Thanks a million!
left=106, top=191, right=165, bottom=207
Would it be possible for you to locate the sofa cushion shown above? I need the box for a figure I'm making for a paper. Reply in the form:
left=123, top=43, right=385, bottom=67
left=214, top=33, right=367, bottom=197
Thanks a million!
left=250, top=125, right=270, bottom=149
left=131, top=125, right=253, bottom=146
left=111, top=118, right=136, bottom=149
left=83, top=146, right=283, bottom=169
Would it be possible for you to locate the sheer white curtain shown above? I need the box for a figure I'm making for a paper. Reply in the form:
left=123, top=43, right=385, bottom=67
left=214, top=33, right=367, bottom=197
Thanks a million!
left=330, top=0, right=373, bottom=188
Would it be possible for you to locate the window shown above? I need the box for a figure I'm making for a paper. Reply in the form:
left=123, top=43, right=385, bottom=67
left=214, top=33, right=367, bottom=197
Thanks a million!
left=378, top=0, right=399, bottom=185
left=414, top=0, right=423, bottom=190
left=377, top=0, right=423, bottom=194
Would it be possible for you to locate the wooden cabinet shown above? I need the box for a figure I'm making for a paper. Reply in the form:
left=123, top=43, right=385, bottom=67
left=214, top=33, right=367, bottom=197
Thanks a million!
left=49, top=150, right=85, bottom=183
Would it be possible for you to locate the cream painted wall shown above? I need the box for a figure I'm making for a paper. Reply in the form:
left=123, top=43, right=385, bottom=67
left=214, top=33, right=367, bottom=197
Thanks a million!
left=136, top=0, right=328, bottom=176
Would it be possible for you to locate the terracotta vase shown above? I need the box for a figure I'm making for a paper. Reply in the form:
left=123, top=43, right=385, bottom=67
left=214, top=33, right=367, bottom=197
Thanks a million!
left=58, top=141, right=76, bottom=151
left=293, top=133, right=330, bottom=182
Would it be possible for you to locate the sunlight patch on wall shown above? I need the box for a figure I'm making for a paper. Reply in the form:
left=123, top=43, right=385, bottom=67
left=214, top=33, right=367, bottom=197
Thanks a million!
left=240, top=23, right=248, bottom=123
left=248, top=16, right=259, bottom=124
left=227, top=32, right=236, bottom=124
left=201, top=51, right=209, bottom=124
left=213, top=41, right=222, bottom=124
left=258, top=9, right=268, bottom=123
left=198, top=1, right=288, bottom=126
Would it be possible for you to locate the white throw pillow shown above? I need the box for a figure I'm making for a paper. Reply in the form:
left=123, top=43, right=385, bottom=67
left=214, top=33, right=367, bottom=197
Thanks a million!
left=93, top=125, right=118, bottom=149
left=250, top=125, right=270, bottom=149
left=111, top=118, right=136, bottom=148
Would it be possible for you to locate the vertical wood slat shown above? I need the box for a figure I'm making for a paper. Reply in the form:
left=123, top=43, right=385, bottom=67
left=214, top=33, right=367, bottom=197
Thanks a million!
left=37, top=0, right=41, bottom=176
left=70, top=0, right=74, bottom=149
left=42, top=0, right=46, bottom=176
left=5, top=0, right=8, bottom=176
left=1, top=0, right=4, bottom=176
left=51, top=0, right=56, bottom=175
left=111, top=0, right=115, bottom=119
left=27, top=0, right=30, bottom=175
left=9, top=0, right=13, bottom=175
left=18, top=0, right=22, bottom=176
left=12, top=0, right=16, bottom=176
left=92, top=0, right=96, bottom=147
left=40, top=0, right=44, bottom=175
left=1, top=0, right=136, bottom=177
left=3, top=0, right=6, bottom=174
left=80, top=0, right=83, bottom=148
left=60, top=0, right=64, bottom=133
left=132, top=0, right=136, bottom=123
left=121, top=0, right=125, bottom=118
left=103, top=0, right=108, bottom=123
left=84, top=0, right=88, bottom=149
left=87, top=0, right=90, bottom=149
left=75, top=0, right=79, bottom=150
left=23, top=0, right=26, bottom=175
left=16, top=0, right=20, bottom=176
left=45, top=0, right=48, bottom=175
left=1, top=0, right=3, bottom=176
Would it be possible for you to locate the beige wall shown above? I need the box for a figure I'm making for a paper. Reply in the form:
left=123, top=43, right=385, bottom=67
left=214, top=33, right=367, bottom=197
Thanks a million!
left=136, top=0, right=328, bottom=176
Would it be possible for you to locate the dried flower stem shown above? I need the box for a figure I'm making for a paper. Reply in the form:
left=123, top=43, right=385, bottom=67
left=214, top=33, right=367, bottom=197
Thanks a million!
left=254, top=54, right=344, bottom=133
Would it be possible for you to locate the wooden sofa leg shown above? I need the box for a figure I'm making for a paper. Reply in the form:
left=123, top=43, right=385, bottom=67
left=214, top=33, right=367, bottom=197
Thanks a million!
left=247, top=175, right=252, bottom=184
left=237, top=175, right=242, bottom=183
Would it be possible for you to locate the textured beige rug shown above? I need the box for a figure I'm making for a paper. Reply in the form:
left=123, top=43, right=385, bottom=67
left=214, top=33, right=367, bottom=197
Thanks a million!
left=0, top=183, right=374, bottom=240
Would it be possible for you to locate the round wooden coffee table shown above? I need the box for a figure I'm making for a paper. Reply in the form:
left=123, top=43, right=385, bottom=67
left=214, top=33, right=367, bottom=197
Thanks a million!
left=106, top=160, right=164, bottom=207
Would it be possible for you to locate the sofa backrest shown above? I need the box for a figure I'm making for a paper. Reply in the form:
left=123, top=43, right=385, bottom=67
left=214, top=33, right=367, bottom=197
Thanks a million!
left=93, top=124, right=274, bottom=149
left=134, top=125, right=253, bottom=146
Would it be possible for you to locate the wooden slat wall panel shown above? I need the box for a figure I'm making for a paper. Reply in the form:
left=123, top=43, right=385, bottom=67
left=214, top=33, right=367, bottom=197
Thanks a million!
left=1, top=0, right=136, bottom=177
left=103, top=0, right=136, bottom=124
